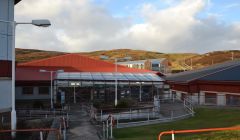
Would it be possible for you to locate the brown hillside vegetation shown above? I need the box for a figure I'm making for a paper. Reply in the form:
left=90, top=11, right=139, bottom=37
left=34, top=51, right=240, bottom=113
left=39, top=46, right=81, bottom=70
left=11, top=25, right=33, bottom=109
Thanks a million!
left=184, top=50, right=240, bottom=69
left=16, top=48, right=65, bottom=63
left=16, top=48, right=240, bottom=71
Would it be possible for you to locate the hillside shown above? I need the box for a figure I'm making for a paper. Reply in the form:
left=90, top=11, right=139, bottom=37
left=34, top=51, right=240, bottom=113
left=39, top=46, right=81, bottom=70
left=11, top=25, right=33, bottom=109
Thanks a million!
left=16, top=48, right=65, bottom=63
left=15, top=48, right=240, bottom=71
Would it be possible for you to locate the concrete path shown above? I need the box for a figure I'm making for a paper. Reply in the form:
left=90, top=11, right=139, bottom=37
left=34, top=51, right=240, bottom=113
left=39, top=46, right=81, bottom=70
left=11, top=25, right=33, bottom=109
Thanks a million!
left=67, top=105, right=100, bottom=140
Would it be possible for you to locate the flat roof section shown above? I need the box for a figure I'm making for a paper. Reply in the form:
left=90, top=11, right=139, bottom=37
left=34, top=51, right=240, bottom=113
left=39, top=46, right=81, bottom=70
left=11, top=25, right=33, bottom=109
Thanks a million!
left=56, top=72, right=163, bottom=82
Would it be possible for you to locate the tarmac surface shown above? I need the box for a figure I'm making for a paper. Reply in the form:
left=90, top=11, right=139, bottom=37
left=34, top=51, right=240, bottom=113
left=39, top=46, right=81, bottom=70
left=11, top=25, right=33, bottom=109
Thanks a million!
left=67, top=104, right=100, bottom=140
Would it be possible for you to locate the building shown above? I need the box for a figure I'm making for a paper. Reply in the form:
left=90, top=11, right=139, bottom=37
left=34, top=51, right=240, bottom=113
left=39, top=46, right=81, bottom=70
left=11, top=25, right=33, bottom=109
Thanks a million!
left=117, top=58, right=170, bottom=74
left=0, top=0, right=22, bottom=128
left=16, top=54, right=164, bottom=108
left=165, top=60, right=240, bottom=106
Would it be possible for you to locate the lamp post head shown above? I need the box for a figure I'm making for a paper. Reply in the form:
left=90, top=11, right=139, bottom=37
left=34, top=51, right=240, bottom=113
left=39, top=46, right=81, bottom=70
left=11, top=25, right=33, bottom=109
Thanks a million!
left=39, top=69, right=47, bottom=72
left=32, top=19, right=51, bottom=27
left=57, top=70, right=64, bottom=73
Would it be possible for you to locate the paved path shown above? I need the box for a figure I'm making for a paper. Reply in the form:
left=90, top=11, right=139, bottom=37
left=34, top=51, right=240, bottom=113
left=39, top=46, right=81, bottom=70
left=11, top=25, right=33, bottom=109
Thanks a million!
left=67, top=105, right=100, bottom=140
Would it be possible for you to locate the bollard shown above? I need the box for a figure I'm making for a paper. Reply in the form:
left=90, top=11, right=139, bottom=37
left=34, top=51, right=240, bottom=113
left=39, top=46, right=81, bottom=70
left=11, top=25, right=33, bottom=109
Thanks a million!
left=40, top=131, right=43, bottom=140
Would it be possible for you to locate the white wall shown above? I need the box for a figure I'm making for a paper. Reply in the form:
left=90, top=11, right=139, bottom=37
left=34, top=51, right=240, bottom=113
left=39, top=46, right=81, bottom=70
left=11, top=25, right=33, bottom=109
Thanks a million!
left=217, top=93, right=226, bottom=106
left=0, top=80, right=12, bottom=111
left=0, top=0, right=14, bottom=61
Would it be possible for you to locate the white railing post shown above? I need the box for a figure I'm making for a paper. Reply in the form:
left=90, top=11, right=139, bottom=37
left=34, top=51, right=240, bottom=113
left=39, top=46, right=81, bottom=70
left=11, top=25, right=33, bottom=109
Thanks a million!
left=101, top=110, right=103, bottom=121
left=110, top=115, right=113, bottom=139
left=103, top=122, right=105, bottom=139
left=117, top=114, right=119, bottom=128
left=171, top=130, right=175, bottom=140
left=106, top=119, right=109, bottom=139
left=130, top=109, right=132, bottom=120
left=40, top=131, right=43, bottom=140
left=148, top=109, right=150, bottom=121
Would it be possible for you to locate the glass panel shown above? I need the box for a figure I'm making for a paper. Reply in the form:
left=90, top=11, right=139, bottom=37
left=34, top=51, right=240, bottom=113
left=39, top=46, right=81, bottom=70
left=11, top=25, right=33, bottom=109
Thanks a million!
left=57, top=72, right=69, bottom=79
left=114, top=73, right=128, bottom=81
left=92, top=73, right=104, bottom=80
left=102, top=73, right=115, bottom=81
left=80, top=72, right=93, bottom=80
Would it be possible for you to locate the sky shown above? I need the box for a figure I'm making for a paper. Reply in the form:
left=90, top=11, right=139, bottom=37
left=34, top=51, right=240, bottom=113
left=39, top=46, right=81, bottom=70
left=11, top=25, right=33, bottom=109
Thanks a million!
left=15, top=0, right=240, bottom=53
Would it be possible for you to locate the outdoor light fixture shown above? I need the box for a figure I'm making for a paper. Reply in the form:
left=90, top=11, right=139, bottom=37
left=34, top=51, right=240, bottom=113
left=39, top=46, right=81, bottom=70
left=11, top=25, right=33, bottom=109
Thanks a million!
left=0, top=18, right=51, bottom=138
left=100, top=55, right=132, bottom=106
left=31, top=19, right=51, bottom=27
left=71, top=82, right=81, bottom=104
left=136, top=82, right=145, bottom=102
left=39, top=69, right=64, bottom=109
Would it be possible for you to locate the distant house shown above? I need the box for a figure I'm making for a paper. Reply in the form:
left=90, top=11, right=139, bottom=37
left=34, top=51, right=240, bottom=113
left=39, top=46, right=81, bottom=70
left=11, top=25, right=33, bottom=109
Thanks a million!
left=165, top=60, right=240, bottom=106
left=117, top=58, right=170, bottom=74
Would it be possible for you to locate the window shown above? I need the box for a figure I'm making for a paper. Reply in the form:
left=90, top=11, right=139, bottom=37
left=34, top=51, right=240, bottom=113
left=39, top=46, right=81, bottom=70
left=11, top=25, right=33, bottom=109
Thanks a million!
left=39, top=87, right=49, bottom=95
left=22, top=87, right=34, bottom=95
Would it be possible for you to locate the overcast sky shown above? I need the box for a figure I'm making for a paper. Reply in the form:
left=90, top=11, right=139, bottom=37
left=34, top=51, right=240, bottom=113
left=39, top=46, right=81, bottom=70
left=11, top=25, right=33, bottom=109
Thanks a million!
left=15, top=0, right=240, bottom=53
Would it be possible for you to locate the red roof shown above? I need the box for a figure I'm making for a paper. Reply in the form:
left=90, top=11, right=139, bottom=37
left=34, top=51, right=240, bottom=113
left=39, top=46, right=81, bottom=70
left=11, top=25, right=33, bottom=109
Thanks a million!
left=17, top=53, right=152, bottom=73
left=16, top=54, right=156, bottom=81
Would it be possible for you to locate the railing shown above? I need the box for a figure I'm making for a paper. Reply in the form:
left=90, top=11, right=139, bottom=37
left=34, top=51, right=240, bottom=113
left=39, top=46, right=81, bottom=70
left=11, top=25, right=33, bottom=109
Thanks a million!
left=158, top=126, right=240, bottom=140
left=0, top=128, right=61, bottom=140
left=0, top=116, right=68, bottom=140
left=17, top=109, right=68, bottom=119
left=102, top=114, right=114, bottom=140
left=91, top=97, right=194, bottom=128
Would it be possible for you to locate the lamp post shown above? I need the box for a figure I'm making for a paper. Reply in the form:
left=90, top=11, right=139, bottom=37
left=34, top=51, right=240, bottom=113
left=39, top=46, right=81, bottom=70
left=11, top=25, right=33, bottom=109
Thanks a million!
left=136, top=82, right=144, bottom=102
left=39, top=69, right=64, bottom=109
left=0, top=19, right=51, bottom=137
left=100, top=55, right=132, bottom=106
left=70, top=82, right=80, bottom=104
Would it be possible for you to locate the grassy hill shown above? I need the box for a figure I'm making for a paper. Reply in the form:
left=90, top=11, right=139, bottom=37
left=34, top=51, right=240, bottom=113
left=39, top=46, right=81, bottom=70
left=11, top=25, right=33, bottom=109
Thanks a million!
left=16, top=48, right=240, bottom=71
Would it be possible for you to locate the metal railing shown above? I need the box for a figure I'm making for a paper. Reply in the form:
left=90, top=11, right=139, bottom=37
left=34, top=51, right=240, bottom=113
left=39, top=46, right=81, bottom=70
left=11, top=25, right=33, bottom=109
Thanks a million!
left=102, top=114, right=114, bottom=140
left=91, top=97, right=194, bottom=128
left=158, top=126, right=240, bottom=140
left=0, top=128, right=61, bottom=140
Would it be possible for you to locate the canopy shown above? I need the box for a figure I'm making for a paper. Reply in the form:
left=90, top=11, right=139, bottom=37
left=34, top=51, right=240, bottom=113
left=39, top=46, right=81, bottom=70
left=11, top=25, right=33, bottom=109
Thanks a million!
left=56, top=72, right=163, bottom=82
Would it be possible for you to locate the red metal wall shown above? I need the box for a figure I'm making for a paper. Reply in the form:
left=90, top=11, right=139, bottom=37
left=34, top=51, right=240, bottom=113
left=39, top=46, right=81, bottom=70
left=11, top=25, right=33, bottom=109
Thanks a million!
left=0, top=60, right=11, bottom=77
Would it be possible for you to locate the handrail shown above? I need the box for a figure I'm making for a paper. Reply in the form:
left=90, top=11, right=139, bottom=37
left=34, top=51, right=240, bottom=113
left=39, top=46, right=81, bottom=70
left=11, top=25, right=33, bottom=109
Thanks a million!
left=0, top=128, right=61, bottom=140
left=0, top=128, right=59, bottom=133
left=158, top=126, right=240, bottom=140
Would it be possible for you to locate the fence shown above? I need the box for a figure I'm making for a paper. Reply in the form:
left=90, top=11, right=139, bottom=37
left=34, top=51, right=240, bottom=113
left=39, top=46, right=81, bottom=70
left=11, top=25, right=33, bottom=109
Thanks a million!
left=0, top=128, right=61, bottom=140
left=17, top=109, right=68, bottom=120
left=0, top=116, right=68, bottom=140
left=92, top=97, right=194, bottom=128
left=158, top=126, right=240, bottom=140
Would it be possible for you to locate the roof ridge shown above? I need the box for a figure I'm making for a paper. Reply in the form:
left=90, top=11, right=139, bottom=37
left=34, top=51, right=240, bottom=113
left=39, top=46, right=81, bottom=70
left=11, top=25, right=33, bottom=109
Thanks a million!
left=187, top=61, right=240, bottom=82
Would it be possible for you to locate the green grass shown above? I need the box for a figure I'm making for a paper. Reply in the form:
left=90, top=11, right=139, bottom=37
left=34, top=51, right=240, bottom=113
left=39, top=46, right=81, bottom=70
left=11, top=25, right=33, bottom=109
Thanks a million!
left=114, top=108, right=240, bottom=140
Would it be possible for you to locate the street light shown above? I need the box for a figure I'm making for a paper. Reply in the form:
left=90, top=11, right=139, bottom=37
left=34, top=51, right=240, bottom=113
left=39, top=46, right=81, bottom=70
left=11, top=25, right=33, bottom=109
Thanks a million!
left=39, top=69, right=64, bottom=109
left=136, top=82, right=145, bottom=102
left=100, top=55, right=132, bottom=106
left=0, top=19, right=51, bottom=137
left=70, top=82, right=80, bottom=104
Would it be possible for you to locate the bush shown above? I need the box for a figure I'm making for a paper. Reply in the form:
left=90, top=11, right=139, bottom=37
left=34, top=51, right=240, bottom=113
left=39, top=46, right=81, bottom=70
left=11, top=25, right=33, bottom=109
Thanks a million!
left=116, top=98, right=136, bottom=108
left=32, top=101, right=44, bottom=109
